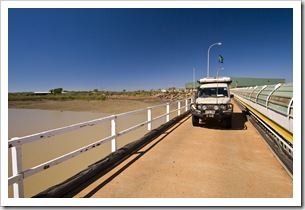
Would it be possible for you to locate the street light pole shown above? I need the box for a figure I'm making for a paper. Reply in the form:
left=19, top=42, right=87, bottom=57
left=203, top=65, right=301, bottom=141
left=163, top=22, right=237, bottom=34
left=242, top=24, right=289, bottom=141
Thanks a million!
left=207, top=42, right=222, bottom=78
left=216, top=67, right=224, bottom=104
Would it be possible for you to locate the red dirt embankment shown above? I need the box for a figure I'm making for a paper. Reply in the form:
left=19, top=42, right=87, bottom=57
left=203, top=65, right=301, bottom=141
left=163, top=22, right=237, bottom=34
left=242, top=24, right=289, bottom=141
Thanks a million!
left=8, top=93, right=193, bottom=114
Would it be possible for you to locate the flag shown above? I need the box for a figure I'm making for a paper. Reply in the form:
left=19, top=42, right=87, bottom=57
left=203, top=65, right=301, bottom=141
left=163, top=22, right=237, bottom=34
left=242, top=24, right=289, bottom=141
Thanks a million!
left=219, top=55, right=224, bottom=63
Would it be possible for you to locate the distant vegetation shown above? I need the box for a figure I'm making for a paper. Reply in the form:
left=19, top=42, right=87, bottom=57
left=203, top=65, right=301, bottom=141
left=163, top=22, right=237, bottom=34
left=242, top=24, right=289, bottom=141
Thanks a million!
left=50, top=88, right=63, bottom=94
left=9, top=91, right=105, bottom=101
left=8, top=89, right=187, bottom=101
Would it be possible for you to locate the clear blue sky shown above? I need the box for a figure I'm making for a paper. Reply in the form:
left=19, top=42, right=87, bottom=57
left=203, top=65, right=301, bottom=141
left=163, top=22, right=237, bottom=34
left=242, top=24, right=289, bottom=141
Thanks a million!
left=8, top=8, right=293, bottom=92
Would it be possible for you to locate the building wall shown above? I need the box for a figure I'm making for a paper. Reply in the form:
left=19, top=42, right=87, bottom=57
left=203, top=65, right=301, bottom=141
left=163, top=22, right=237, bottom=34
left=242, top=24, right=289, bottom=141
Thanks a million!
left=230, top=77, right=285, bottom=88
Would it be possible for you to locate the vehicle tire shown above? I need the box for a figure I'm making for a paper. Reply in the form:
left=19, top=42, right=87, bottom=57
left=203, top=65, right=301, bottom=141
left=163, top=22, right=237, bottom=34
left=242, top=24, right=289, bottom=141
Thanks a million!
left=192, top=115, right=200, bottom=126
left=225, top=117, right=232, bottom=128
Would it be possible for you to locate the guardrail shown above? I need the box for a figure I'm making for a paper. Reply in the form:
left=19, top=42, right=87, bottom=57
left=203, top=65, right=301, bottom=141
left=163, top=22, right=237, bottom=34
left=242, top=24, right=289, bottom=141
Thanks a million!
left=8, top=97, right=193, bottom=198
left=230, top=83, right=293, bottom=133
left=231, top=84, right=293, bottom=160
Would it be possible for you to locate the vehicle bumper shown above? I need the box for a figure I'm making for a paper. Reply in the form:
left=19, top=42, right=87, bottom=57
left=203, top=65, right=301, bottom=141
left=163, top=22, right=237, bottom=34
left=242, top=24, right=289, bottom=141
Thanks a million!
left=192, top=111, right=232, bottom=119
left=190, top=103, right=233, bottom=120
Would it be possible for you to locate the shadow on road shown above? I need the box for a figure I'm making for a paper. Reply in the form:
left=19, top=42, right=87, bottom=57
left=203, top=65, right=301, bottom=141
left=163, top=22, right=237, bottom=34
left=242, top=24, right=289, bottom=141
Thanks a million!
left=200, top=112, right=248, bottom=130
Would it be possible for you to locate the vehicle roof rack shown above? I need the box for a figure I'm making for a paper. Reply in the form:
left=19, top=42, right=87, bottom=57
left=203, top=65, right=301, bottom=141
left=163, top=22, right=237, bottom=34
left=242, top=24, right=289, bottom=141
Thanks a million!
left=198, top=77, right=232, bottom=84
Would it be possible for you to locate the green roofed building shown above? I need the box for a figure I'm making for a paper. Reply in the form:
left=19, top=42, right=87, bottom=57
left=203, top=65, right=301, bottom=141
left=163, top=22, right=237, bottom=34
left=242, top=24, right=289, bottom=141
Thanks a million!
left=229, top=77, right=285, bottom=88
left=185, top=77, right=285, bottom=90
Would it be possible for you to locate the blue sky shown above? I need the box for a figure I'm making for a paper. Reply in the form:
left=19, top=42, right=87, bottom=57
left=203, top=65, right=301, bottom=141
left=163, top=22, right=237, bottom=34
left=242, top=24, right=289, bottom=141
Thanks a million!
left=8, top=8, right=293, bottom=92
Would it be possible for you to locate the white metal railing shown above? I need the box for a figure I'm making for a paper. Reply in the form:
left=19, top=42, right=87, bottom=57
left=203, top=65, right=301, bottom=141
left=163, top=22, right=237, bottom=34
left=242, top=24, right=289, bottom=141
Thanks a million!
left=8, top=97, right=192, bottom=198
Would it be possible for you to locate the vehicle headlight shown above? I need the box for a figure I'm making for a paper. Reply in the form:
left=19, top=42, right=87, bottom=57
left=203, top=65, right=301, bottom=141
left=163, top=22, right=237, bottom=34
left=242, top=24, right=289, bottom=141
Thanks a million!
left=220, top=105, right=226, bottom=110
left=214, top=105, right=219, bottom=110
left=202, top=105, right=207, bottom=110
left=227, top=104, right=233, bottom=110
left=197, top=104, right=202, bottom=110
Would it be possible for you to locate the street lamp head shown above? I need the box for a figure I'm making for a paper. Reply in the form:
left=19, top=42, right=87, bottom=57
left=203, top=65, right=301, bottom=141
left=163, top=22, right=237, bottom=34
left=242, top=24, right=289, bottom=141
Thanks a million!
left=218, top=42, right=222, bottom=46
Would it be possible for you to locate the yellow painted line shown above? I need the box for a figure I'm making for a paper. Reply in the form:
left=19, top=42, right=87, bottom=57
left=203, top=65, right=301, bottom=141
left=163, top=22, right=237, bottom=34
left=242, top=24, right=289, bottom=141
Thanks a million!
left=235, top=97, right=293, bottom=144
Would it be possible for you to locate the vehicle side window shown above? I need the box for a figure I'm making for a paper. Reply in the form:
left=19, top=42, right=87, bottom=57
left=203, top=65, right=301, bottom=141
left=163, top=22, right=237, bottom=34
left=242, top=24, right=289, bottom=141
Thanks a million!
left=222, top=88, right=228, bottom=97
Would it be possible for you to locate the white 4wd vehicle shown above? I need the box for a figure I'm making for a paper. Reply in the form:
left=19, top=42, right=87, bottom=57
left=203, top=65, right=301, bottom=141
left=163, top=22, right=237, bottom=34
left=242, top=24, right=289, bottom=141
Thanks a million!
left=190, top=77, right=234, bottom=128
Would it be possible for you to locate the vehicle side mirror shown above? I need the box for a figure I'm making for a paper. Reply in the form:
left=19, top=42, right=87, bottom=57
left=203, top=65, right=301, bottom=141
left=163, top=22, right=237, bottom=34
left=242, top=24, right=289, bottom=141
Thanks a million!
left=230, top=94, right=234, bottom=98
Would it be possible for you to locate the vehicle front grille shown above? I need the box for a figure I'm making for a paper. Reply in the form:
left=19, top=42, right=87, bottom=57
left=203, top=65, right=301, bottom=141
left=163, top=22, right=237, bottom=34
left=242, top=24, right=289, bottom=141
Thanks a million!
left=206, top=105, right=215, bottom=109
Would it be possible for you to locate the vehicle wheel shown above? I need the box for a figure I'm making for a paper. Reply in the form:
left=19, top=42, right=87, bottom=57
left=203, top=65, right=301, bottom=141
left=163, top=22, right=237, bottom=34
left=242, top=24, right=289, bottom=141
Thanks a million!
left=225, top=117, right=232, bottom=128
left=192, top=115, right=200, bottom=126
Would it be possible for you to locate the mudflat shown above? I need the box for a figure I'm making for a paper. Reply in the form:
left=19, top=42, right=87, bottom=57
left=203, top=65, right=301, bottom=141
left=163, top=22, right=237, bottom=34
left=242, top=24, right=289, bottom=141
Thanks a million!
left=8, top=99, right=166, bottom=114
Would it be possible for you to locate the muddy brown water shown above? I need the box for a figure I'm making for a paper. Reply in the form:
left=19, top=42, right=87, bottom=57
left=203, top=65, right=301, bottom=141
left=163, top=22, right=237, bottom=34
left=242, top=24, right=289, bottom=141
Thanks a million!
left=8, top=108, right=173, bottom=197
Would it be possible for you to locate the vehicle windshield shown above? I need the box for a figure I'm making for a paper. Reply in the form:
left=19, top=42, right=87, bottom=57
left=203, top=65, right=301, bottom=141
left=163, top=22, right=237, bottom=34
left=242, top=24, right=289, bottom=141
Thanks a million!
left=197, top=87, right=228, bottom=98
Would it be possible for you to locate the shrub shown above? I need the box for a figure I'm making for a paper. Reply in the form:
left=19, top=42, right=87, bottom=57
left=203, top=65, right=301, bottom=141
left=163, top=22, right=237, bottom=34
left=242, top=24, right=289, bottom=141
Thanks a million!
left=50, top=88, right=63, bottom=94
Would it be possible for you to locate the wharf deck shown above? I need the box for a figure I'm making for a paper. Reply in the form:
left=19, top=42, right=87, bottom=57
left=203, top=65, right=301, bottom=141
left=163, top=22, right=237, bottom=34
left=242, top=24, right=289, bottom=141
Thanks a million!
left=73, top=100, right=292, bottom=198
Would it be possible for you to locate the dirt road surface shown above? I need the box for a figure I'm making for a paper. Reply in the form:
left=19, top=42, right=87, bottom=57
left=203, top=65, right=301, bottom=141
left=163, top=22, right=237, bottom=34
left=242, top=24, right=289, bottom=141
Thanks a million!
left=73, top=101, right=292, bottom=198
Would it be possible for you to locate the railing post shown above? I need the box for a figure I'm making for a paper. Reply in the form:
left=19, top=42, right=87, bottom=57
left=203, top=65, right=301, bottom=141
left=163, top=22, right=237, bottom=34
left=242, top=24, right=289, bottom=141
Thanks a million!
left=178, top=101, right=181, bottom=116
left=111, top=116, right=117, bottom=152
left=185, top=99, right=188, bottom=112
left=11, top=139, right=24, bottom=198
left=166, top=102, right=170, bottom=122
left=147, top=107, right=152, bottom=131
